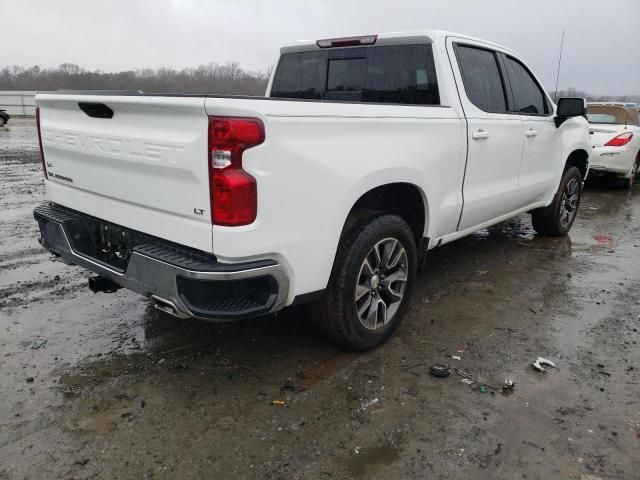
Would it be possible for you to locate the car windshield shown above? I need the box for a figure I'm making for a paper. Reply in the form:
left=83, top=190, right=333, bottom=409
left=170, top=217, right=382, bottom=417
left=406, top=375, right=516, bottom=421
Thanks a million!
left=586, top=105, right=640, bottom=126
left=586, top=113, right=617, bottom=124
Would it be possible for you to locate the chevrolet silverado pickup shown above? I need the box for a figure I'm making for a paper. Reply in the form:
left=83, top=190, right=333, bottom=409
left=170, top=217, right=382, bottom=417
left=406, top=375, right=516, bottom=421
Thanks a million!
left=33, top=30, right=591, bottom=350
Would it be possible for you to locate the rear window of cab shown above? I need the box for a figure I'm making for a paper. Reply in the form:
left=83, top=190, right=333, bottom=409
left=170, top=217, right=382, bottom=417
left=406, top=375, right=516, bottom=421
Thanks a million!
left=271, top=44, right=440, bottom=106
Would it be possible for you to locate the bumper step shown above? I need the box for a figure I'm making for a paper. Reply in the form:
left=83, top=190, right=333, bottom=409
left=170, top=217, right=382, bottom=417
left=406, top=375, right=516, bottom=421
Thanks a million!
left=34, top=203, right=289, bottom=320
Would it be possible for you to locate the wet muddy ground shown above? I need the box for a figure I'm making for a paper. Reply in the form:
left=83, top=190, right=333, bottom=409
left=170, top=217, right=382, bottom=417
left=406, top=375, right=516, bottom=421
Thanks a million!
left=1, top=118, right=639, bottom=480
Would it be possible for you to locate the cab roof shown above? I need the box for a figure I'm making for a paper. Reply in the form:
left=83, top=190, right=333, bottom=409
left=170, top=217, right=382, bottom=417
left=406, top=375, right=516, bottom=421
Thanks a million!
left=280, top=30, right=516, bottom=56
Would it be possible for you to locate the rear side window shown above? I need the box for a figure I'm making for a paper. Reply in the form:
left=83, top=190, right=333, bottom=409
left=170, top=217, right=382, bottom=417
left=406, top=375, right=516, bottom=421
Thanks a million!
left=271, top=44, right=440, bottom=105
left=455, top=45, right=507, bottom=113
left=504, top=56, right=549, bottom=115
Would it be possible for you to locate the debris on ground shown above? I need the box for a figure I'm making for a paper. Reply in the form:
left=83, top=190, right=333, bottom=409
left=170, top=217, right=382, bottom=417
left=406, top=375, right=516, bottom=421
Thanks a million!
left=25, top=377, right=34, bottom=383
left=361, top=398, right=379, bottom=409
left=532, top=357, right=557, bottom=372
left=451, top=355, right=462, bottom=361
left=270, top=400, right=287, bottom=406
left=502, top=379, right=515, bottom=394
left=430, top=364, right=452, bottom=378
left=30, top=339, right=47, bottom=350
left=454, top=368, right=515, bottom=395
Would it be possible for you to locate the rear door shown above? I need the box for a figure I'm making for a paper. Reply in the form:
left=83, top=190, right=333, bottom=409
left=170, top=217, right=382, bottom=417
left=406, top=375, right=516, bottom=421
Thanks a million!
left=36, top=94, right=213, bottom=252
left=501, top=54, right=559, bottom=205
left=448, top=40, right=524, bottom=231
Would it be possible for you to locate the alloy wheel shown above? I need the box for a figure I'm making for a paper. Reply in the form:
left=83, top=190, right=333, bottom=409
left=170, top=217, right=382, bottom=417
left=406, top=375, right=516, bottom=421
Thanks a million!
left=354, top=238, right=408, bottom=331
left=559, top=178, right=579, bottom=228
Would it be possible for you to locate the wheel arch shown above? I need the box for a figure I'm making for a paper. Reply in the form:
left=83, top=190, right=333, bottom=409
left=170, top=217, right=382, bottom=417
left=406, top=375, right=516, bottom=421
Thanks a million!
left=344, top=182, right=429, bottom=246
left=565, top=148, right=590, bottom=180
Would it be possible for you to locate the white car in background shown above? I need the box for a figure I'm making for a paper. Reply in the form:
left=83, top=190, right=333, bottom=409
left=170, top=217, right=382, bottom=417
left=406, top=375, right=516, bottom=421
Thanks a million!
left=587, top=102, right=640, bottom=188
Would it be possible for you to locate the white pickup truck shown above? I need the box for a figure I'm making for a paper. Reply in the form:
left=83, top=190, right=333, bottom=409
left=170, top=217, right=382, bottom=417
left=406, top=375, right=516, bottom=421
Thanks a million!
left=34, top=30, right=591, bottom=350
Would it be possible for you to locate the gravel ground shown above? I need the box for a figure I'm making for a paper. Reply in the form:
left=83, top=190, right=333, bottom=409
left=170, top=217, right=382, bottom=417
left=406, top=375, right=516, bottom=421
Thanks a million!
left=1, top=118, right=639, bottom=480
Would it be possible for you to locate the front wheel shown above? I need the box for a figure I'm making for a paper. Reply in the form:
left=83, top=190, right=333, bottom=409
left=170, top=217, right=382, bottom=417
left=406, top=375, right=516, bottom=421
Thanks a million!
left=310, top=210, right=417, bottom=351
left=531, top=166, right=582, bottom=236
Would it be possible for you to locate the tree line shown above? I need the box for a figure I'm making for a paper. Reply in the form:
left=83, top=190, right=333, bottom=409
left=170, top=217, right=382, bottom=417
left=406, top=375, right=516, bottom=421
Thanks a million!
left=553, top=88, right=639, bottom=104
left=0, top=63, right=271, bottom=95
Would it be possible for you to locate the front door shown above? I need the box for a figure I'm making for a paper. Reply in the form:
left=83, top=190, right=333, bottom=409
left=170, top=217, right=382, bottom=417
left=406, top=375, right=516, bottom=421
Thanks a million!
left=501, top=54, right=560, bottom=206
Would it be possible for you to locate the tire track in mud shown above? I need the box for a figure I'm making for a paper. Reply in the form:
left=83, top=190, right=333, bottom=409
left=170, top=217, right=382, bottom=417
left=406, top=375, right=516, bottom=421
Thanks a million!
left=0, top=274, right=87, bottom=310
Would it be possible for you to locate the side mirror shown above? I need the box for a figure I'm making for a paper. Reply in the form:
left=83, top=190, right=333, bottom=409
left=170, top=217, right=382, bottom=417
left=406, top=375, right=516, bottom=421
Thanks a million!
left=555, top=97, right=587, bottom=128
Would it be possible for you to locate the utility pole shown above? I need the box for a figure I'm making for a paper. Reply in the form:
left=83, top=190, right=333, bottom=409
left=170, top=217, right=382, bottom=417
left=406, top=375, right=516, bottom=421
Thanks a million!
left=554, top=29, right=565, bottom=102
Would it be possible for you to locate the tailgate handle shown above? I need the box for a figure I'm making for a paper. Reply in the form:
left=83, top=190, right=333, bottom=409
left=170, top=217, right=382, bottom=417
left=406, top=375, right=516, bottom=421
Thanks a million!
left=78, top=102, right=114, bottom=119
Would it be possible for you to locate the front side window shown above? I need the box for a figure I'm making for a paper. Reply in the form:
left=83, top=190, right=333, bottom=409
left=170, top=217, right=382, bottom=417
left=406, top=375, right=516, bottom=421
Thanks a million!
left=455, top=45, right=507, bottom=113
left=504, top=56, right=549, bottom=115
left=271, top=44, right=440, bottom=105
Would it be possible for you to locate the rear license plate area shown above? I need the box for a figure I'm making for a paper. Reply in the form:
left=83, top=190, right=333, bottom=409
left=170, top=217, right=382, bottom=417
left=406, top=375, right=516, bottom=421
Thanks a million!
left=94, top=223, right=133, bottom=270
left=63, top=217, right=134, bottom=272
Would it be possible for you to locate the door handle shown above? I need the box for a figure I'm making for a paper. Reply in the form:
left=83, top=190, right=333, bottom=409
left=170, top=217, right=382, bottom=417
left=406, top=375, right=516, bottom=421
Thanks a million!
left=525, top=129, right=538, bottom=137
left=471, top=129, right=490, bottom=140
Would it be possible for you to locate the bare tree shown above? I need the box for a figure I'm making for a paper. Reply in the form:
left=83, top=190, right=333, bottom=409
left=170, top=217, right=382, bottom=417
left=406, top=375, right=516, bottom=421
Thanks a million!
left=0, top=62, right=271, bottom=96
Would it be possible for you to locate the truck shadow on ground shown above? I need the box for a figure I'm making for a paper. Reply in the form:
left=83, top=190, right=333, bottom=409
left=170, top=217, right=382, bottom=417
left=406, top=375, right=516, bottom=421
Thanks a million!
left=140, top=217, right=542, bottom=349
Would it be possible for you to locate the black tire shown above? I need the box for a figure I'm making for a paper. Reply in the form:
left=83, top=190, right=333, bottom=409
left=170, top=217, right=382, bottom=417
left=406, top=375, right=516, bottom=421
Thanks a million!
left=310, top=210, right=417, bottom=351
left=0, top=115, right=6, bottom=127
left=628, top=154, right=639, bottom=188
left=531, top=166, right=582, bottom=237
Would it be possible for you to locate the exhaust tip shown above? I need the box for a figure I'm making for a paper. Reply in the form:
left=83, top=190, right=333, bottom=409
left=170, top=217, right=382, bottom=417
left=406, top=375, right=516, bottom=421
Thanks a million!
left=150, top=295, right=181, bottom=317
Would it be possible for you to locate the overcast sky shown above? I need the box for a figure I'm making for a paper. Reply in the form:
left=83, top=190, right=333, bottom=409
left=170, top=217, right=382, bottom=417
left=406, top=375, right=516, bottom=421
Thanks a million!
left=2, top=0, right=639, bottom=95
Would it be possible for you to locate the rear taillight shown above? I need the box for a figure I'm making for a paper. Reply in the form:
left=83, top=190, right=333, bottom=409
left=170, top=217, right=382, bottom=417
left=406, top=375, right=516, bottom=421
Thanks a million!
left=208, top=116, right=264, bottom=226
left=35, top=107, right=48, bottom=178
left=604, top=132, right=633, bottom=147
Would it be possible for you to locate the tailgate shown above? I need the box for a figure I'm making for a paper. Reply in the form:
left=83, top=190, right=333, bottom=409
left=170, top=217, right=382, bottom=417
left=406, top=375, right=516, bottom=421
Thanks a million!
left=35, top=93, right=213, bottom=253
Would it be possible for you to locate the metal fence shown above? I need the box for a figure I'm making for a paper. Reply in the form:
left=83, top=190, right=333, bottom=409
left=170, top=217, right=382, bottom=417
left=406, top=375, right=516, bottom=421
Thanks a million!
left=0, top=91, right=37, bottom=116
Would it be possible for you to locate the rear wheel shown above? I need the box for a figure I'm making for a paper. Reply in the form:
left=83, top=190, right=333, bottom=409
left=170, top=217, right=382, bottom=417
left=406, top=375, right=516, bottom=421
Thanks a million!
left=311, top=210, right=417, bottom=351
left=531, top=166, right=582, bottom=236
left=628, top=154, right=639, bottom=188
left=0, top=115, right=6, bottom=127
